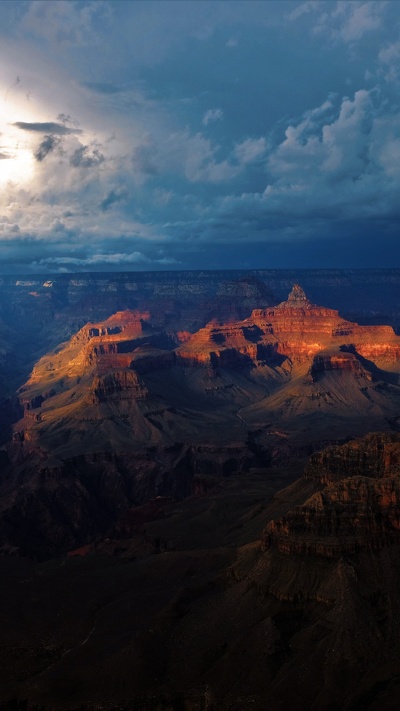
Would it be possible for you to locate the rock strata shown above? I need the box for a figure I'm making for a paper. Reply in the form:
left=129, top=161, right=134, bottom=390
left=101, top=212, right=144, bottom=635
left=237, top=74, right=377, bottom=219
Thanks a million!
left=178, top=284, right=400, bottom=367
left=5, top=287, right=400, bottom=558
left=262, top=432, right=400, bottom=558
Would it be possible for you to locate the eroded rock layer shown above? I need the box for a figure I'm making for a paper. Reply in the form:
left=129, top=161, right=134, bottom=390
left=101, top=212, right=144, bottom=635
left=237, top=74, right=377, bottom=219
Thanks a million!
left=262, top=432, right=400, bottom=559
left=178, top=284, right=400, bottom=366
left=5, top=286, right=400, bottom=557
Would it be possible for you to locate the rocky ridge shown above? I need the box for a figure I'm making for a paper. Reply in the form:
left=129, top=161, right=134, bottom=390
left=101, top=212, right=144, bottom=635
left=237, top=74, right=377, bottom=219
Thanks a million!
left=261, top=432, right=400, bottom=559
left=178, top=284, right=400, bottom=367
left=4, top=286, right=400, bottom=557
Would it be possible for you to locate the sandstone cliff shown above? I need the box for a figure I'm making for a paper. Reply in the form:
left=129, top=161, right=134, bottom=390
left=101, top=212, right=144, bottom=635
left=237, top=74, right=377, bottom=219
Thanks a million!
left=178, top=284, right=400, bottom=368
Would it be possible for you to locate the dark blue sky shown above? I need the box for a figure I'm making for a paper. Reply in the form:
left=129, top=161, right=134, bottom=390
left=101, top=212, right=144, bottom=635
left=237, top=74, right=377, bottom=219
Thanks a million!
left=0, top=0, right=400, bottom=273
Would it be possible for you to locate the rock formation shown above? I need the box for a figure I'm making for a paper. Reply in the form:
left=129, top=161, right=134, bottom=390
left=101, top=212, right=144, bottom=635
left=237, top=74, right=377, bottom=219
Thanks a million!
left=178, top=284, right=400, bottom=367
left=262, top=432, right=400, bottom=558
left=3, top=282, right=400, bottom=709
left=4, top=286, right=400, bottom=557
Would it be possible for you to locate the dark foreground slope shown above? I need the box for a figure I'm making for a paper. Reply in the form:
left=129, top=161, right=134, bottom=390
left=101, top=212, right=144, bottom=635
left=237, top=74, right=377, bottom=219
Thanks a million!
left=1, top=433, right=400, bottom=711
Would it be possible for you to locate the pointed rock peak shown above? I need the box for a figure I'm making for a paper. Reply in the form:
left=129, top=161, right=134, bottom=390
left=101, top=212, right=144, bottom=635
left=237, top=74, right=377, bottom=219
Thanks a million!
left=275, top=283, right=312, bottom=310
left=288, top=284, right=308, bottom=306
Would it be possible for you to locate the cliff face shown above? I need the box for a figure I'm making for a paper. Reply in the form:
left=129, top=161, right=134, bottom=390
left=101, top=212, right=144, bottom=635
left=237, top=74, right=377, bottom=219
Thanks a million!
left=90, top=370, right=149, bottom=402
left=177, top=284, right=400, bottom=368
left=6, top=287, right=400, bottom=558
left=215, top=431, right=400, bottom=711
left=3, top=268, right=400, bottom=404
left=310, top=351, right=370, bottom=376
left=0, top=439, right=265, bottom=557
left=8, top=285, right=400, bottom=462
left=305, top=432, right=400, bottom=483
left=261, top=432, right=400, bottom=559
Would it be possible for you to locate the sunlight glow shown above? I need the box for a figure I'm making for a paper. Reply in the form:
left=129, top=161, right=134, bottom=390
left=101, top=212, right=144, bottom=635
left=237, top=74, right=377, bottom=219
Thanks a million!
left=0, top=146, right=35, bottom=186
left=0, top=93, right=37, bottom=187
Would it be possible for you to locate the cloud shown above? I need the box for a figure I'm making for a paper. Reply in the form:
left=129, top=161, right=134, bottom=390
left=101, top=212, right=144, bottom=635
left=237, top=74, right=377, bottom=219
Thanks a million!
left=99, top=188, right=128, bottom=212
left=30, top=250, right=181, bottom=272
left=288, top=1, right=387, bottom=44
left=234, top=137, right=267, bottom=165
left=0, top=0, right=399, bottom=273
left=203, top=108, right=224, bottom=126
left=316, top=1, right=387, bottom=43
left=209, top=88, right=400, bottom=242
left=19, top=0, right=113, bottom=47
left=3, top=75, right=21, bottom=100
left=69, top=144, right=105, bottom=168
left=36, top=252, right=150, bottom=267
left=378, top=41, right=400, bottom=83
left=132, top=129, right=240, bottom=183
left=332, top=1, right=386, bottom=42
left=34, top=134, right=61, bottom=162
left=13, top=121, right=81, bottom=134
left=287, top=1, right=320, bottom=22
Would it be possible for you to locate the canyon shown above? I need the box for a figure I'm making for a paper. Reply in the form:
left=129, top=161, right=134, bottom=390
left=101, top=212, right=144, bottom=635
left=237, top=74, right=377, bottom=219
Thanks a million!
left=1, top=270, right=400, bottom=709
left=3, top=283, right=400, bottom=557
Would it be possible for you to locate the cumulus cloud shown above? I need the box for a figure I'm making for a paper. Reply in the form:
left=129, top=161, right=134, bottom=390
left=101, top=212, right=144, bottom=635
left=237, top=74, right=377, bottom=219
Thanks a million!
left=133, top=129, right=240, bottom=183
left=203, top=108, right=224, bottom=126
left=332, top=1, right=385, bottom=42
left=378, top=41, right=400, bottom=83
left=208, top=88, right=400, bottom=246
left=315, top=1, right=387, bottom=43
left=234, top=137, right=267, bottom=165
left=288, top=1, right=387, bottom=44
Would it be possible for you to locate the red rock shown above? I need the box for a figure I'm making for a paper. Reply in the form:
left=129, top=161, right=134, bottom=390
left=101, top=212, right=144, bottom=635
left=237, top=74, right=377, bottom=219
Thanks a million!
left=177, top=284, right=400, bottom=367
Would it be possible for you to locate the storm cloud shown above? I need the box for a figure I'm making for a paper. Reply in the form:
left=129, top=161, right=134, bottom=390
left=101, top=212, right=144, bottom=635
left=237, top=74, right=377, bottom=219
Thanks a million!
left=1, top=1, right=400, bottom=273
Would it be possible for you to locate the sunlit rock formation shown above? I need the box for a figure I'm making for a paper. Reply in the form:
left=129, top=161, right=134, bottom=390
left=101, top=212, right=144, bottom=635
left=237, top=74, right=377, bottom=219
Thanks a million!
left=177, top=284, right=400, bottom=367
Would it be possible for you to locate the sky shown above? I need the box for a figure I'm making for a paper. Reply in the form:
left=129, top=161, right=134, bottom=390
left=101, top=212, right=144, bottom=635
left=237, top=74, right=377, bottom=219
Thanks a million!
left=1, top=0, right=400, bottom=273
